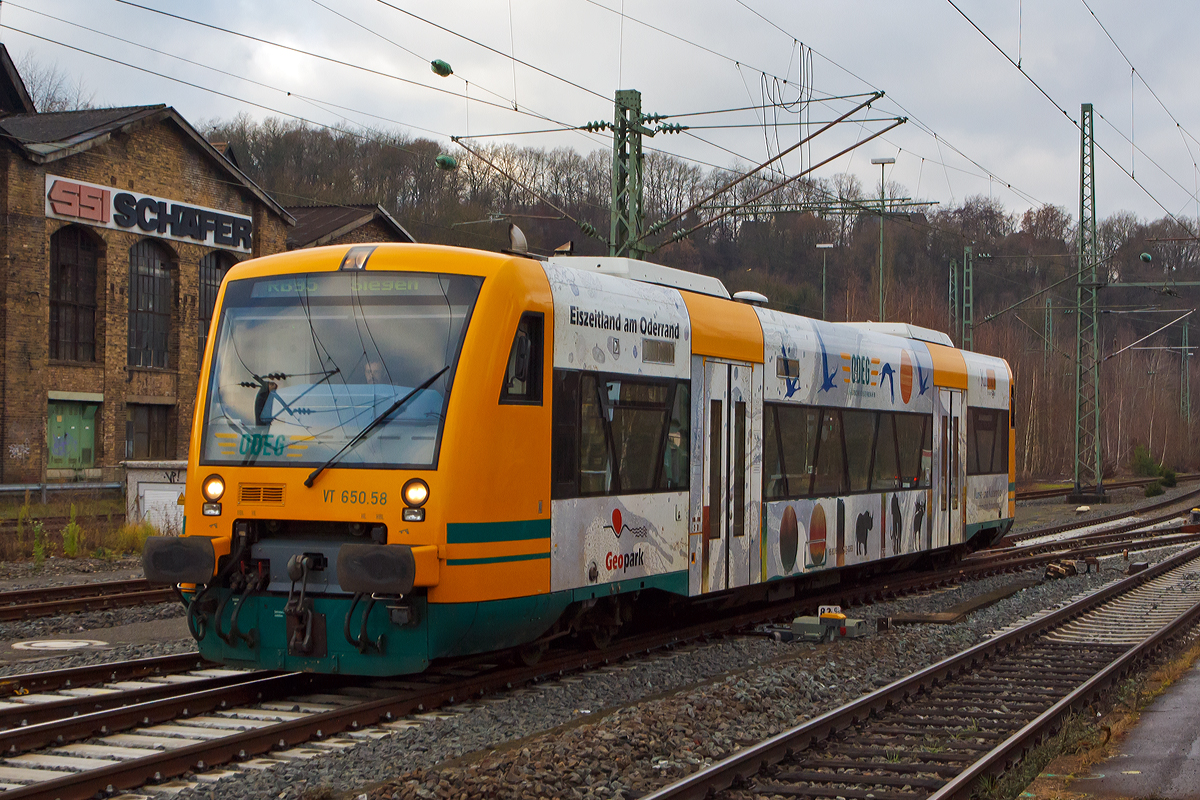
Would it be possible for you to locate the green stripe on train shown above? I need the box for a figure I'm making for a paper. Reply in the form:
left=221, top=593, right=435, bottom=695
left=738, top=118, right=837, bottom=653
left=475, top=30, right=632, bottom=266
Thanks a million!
left=447, top=552, right=551, bottom=566
left=446, top=519, right=550, bottom=544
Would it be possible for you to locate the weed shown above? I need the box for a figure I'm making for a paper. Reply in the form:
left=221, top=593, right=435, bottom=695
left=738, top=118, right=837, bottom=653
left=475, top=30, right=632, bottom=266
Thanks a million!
left=32, top=520, right=46, bottom=567
left=1161, top=468, right=1178, bottom=488
left=62, top=504, right=83, bottom=558
left=102, top=520, right=157, bottom=554
left=1144, top=481, right=1165, bottom=498
left=15, top=505, right=25, bottom=548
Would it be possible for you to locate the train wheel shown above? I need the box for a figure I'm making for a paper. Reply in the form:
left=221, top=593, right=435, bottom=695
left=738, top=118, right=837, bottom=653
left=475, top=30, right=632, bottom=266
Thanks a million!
left=589, top=626, right=617, bottom=650
left=518, top=641, right=548, bottom=666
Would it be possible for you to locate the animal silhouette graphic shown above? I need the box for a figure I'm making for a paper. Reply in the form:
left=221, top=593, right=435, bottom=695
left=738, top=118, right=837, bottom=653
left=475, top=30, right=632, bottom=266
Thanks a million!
left=815, top=327, right=839, bottom=393
left=890, top=494, right=903, bottom=553
left=912, top=494, right=927, bottom=550
left=880, top=363, right=896, bottom=402
left=916, top=361, right=930, bottom=396
left=854, top=511, right=873, bottom=555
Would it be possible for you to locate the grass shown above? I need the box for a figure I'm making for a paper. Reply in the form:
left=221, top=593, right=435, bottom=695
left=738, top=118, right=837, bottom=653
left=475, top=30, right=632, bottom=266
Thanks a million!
left=0, top=493, right=123, bottom=521
left=99, top=520, right=157, bottom=555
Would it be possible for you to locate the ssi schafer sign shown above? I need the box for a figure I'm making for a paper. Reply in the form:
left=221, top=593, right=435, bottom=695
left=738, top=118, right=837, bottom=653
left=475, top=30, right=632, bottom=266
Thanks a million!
left=44, top=175, right=253, bottom=254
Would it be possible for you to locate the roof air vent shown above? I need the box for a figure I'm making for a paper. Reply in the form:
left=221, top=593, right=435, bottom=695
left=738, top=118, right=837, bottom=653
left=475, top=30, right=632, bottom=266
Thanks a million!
left=732, top=290, right=768, bottom=307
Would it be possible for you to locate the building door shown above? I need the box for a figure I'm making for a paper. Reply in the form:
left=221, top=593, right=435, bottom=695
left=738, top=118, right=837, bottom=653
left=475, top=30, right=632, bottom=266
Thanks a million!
left=699, top=359, right=755, bottom=593
left=934, top=388, right=965, bottom=548
left=47, top=402, right=97, bottom=470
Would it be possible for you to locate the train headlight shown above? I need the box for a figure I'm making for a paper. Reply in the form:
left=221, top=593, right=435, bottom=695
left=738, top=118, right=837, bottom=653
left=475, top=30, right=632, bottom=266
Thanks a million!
left=202, top=474, right=225, bottom=502
left=402, top=478, right=429, bottom=508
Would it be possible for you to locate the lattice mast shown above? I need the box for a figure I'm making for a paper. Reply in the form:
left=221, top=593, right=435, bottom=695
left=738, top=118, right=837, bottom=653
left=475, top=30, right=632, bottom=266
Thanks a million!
left=609, top=90, right=655, bottom=259
left=962, top=247, right=974, bottom=352
left=1074, top=103, right=1103, bottom=495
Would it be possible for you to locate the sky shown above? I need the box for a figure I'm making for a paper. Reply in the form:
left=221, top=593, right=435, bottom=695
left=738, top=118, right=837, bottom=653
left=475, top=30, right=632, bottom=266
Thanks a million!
left=2, top=0, right=1199, bottom=229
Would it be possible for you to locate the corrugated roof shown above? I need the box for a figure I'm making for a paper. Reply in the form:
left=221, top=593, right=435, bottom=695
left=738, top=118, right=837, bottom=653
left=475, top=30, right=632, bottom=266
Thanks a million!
left=285, top=204, right=415, bottom=248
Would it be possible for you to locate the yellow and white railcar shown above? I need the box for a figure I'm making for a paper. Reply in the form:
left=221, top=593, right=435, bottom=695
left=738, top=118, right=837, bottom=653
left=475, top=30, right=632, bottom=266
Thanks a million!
left=144, top=244, right=1014, bottom=675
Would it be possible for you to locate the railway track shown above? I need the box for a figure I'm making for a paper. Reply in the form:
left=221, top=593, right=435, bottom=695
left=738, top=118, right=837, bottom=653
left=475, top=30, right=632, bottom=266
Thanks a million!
left=0, top=527, right=1191, bottom=799
left=0, top=498, right=1190, bottom=796
left=641, top=544, right=1200, bottom=800
left=1003, top=485, right=1200, bottom=545
left=0, top=580, right=174, bottom=622
left=1014, top=473, right=1199, bottom=501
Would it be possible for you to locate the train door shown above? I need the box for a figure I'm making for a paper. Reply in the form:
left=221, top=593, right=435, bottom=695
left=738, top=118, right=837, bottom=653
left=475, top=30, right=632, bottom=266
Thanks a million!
left=934, top=388, right=965, bottom=547
left=700, top=359, right=754, bottom=592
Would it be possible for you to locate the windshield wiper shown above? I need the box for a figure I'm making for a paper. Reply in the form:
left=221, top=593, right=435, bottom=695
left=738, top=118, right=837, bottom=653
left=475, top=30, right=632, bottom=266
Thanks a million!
left=303, top=365, right=449, bottom=488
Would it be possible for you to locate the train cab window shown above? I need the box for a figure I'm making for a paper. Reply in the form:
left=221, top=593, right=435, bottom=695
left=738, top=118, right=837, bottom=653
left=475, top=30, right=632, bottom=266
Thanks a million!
left=967, top=408, right=1009, bottom=475
left=842, top=409, right=875, bottom=492
left=499, top=313, right=544, bottom=404
left=811, top=409, right=848, bottom=496
left=871, top=412, right=901, bottom=491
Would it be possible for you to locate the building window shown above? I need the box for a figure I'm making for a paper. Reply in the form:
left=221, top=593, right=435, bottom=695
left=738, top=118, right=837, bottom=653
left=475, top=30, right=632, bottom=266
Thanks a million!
left=126, top=403, right=174, bottom=459
left=128, top=239, right=174, bottom=368
left=49, top=226, right=99, bottom=362
left=199, top=251, right=237, bottom=357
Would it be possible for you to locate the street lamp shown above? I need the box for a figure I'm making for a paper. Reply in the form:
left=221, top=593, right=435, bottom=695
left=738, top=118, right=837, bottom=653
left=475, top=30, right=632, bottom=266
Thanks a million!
left=816, top=243, right=834, bottom=320
left=871, top=157, right=895, bottom=322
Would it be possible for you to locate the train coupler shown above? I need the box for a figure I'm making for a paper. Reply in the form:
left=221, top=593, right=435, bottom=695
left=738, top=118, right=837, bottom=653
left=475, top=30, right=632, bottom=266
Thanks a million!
left=343, top=593, right=386, bottom=654
left=284, top=555, right=326, bottom=657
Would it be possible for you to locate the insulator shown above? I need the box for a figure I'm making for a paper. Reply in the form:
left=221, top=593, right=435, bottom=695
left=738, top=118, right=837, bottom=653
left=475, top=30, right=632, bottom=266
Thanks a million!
left=578, top=221, right=597, bottom=237
left=670, top=229, right=690, bottom=242
left=581, top=121, right=609, bottom=132
left=647, top=220, right=668, bottom=235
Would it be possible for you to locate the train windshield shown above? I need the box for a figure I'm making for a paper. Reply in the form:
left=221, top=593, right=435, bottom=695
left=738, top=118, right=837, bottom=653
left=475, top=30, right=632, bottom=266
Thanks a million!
left=200, top=271, right=483, bottom=469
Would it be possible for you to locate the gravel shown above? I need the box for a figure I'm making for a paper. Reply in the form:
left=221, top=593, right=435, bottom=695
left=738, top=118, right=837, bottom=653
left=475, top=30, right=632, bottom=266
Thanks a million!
left=1012, top=481, right=1200, bottom=535
left=0, top=601, right=185, bottom=645
left=0, top=555, right=143, bottom=587
left=0, top=639, right=199, bottom=679
left=167, top=542, right=1197, bottom=800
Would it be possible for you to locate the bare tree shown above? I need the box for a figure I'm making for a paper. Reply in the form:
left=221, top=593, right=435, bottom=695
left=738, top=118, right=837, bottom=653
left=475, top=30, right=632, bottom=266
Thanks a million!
left=17, top=53, right=94, bottom=112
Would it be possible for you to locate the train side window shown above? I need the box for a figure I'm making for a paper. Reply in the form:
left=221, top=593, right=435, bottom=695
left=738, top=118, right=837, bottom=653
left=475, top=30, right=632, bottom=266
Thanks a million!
left=579, top=374, right=613, bottom=494
left=842, top=409, right=875, bottom=492
left=500, top=312, right=544, bottom=404
left=763, top=405, right=786, bottom=499
left=551, top=370, right=581, bottom=498
left=811, top=409, right=848, bottom=496
left=871, top=412, right=901, bottom=491
left=896, top=413, right=932, bottom=488
left=775, top=404, right=818, bottom=498
left=731, top=401, right=746, bottom=537
left=967, top=408, right=1009, bottom=475
left=658, top=383, right=690, bottom=490
left=608, top=380, right=672, bottom=492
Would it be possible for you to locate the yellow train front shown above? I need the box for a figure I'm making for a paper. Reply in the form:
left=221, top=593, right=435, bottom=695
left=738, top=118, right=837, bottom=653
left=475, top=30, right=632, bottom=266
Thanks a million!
left=143, top=243, right=1015, bottom=676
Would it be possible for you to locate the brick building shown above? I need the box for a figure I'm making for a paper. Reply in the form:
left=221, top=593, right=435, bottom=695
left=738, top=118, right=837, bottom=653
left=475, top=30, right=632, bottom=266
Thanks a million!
left=285, top=204, right=414, bottom=250
left=0, top=46, right=295, bottom=484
